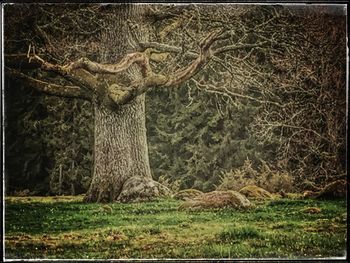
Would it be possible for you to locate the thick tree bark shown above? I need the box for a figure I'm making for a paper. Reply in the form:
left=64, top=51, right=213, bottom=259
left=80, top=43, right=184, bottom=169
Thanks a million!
left=80, top=5, right=169, bottom=202
left=84, top=94, right=170, bottom=202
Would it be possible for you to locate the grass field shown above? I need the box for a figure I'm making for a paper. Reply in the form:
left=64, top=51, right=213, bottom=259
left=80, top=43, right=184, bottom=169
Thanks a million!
left=4, top=195, right=347, bottom=259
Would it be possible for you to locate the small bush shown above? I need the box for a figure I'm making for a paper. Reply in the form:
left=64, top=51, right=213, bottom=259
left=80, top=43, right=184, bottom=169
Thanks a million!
left=216, top=159, right=257, bottom=192
left=216, top=159, right=294, bottom=193
left=158, top=175, right=181, bottom=193
left=258, top=161, right=294, bottom=193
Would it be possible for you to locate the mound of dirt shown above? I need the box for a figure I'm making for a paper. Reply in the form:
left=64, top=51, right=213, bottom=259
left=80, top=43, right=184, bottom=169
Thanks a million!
left=173, top=189, right=204, bottom=200
left=238, top=185, right=273, bottom=200
left=178, top=190, right=252, bottom=211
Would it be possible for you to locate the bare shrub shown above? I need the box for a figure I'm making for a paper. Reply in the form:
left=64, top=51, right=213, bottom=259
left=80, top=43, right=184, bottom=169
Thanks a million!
left=216, top=159, right=258, bottom=192
left=258, top=161, right=294, bottom=193
left=158, top=175, right=181, bottom=193
left=217, top=159, right=294, bottom=193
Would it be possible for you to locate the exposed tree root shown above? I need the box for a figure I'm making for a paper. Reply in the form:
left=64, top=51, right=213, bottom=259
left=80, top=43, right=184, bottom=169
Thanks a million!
left=84, top=176, right=171, bottom=203
left=117, top=176, right=171, bottom=203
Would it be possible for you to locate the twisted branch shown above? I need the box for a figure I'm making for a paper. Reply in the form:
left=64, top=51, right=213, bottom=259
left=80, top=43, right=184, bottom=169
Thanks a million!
left=6, top=29, right=267, bottom=105
left=6, top=67, right=91, bottom=100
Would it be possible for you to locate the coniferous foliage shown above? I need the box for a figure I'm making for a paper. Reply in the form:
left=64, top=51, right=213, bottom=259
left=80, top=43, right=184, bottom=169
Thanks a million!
left=5, top=79, right=93, bottom=195
left=146, top=85, right=272, bottom=192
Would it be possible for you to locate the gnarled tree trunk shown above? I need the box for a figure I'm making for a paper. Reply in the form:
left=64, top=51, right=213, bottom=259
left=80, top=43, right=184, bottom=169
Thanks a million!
left=81, top=5, right=170, bottom=202
left=84, top=94, right=169, bottom=202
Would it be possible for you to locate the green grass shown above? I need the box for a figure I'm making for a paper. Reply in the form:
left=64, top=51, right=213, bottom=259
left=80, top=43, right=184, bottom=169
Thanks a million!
left=218, top=225, right=261, bottom=241
left=4, top=195, right=347, bottom=259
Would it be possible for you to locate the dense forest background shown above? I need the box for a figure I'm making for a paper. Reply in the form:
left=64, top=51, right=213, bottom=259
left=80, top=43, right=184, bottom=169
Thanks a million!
left=4, top=4, right=347, bottom=196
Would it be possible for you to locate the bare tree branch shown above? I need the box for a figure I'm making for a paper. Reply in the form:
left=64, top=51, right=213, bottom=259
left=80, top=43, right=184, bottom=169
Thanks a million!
left=26, top=46, right=98, bottom=90
left=213, top=41, right=270, bottom=55
left=64, top=52, right=152, bottom=77
left=191, top=78, right=284, bottom=107
left=5, top=53, right=45, bottom=69
left=6, top=67, right=91, bottom=100
left=5, top=49, right=98, bottom=91
left=164, top=29, right=223, bottom=87
left=139, top=41, right=198, bottom=58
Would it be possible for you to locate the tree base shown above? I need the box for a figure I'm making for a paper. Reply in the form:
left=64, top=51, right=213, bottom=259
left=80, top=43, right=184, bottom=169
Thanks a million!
left=83, top=177, right=171, bottom=203
left=117, top=176, right=171, bottom=202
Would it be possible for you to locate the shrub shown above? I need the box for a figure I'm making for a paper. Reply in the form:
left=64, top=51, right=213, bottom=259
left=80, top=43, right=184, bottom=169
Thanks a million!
left=216, top=159, right=257, bottom=192
left=157, top=175, right=181, bottom=193
left=216, top=159, right=294, bottom=193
